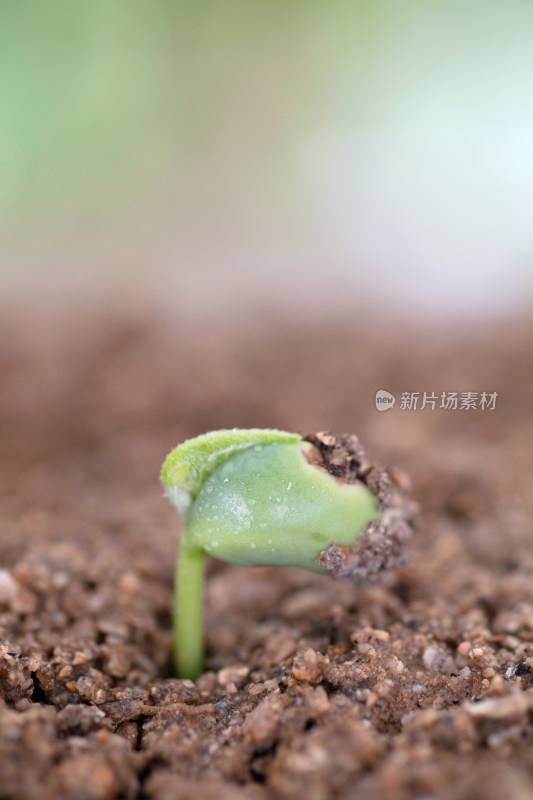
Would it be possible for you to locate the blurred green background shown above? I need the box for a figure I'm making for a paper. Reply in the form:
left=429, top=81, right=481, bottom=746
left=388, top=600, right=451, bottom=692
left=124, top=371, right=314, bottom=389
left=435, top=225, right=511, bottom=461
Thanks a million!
left=1, top=1, right=532, bottom=318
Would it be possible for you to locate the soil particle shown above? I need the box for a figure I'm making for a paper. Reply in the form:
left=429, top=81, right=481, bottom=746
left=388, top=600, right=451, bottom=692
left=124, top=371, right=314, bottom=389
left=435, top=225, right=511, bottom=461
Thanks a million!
left=291, top=648, right=329, bottom=684
left=306, top=432, right=418, bottom=582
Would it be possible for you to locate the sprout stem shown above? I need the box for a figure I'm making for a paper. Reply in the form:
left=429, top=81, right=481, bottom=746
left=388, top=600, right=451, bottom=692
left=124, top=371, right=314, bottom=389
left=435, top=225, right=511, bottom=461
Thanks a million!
left=174, top=531, right=206, bottom=679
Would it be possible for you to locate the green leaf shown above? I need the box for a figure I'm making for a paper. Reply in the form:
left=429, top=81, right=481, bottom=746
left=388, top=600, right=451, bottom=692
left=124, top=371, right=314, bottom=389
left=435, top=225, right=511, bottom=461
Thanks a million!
left=161, top=428, right=300, bottom=514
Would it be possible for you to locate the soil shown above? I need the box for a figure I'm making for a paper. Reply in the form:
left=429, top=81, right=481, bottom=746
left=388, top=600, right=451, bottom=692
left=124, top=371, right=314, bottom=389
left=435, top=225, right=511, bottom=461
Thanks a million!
left=1, top=308, right=532, bottom=800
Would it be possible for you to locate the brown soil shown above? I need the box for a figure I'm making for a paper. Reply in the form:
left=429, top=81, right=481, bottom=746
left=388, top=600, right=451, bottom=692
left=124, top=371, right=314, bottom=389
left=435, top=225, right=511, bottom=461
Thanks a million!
left=1, top=309, right=532, bottom=800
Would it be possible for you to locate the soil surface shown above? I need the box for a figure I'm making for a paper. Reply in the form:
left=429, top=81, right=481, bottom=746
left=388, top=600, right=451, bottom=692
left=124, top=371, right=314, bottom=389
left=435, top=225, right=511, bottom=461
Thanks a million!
left=1, top=308, right=532, bottom=800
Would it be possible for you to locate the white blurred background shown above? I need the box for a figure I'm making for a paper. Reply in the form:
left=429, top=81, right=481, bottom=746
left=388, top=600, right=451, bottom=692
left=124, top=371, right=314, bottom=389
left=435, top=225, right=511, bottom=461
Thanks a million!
left=1, top=1, right=532, bottom=322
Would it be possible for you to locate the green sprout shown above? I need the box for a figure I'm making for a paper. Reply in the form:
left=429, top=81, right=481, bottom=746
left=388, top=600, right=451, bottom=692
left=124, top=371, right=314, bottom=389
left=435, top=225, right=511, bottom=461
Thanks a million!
left=161, top=428, right=383, bottom=679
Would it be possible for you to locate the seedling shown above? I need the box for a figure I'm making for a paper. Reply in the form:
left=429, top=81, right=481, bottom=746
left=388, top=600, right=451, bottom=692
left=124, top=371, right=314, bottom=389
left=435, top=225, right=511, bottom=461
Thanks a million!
left=161, top=428, right=411, bottom=679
